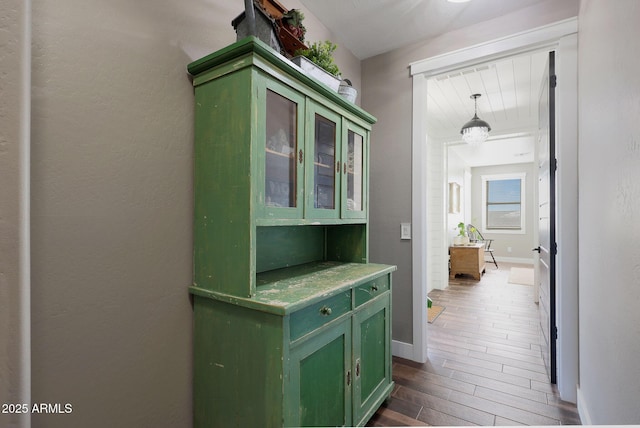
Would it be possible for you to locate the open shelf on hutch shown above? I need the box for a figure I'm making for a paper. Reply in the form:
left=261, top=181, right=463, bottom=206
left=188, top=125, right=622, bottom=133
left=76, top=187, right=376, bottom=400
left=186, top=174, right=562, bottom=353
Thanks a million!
left=256, top=224, right=367, bottom=276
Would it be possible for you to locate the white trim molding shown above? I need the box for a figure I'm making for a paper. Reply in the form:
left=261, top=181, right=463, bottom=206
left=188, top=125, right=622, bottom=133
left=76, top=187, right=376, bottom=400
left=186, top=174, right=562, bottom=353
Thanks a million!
left=410, top=17, right=579, bottom=404
left=576, top=386, right=593, bottom=425
left=554, top=31, right=579, bottom=404
left=392, top=340, right=415, bottom=361
left=410, top=18, right=578, bottom=77
left=409, top=72, right=429, bottom=363
left=494, top=256, right=534, bottom=265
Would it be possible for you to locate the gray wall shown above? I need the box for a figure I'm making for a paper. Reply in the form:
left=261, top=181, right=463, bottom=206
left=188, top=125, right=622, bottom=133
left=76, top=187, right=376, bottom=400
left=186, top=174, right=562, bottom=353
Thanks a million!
left=470, top=163, right=535, bottom=261
left=362, top=0, right=579, bottom=346
left=0, top=1, right=30, bottom=426
left=364, top=49, right=414, bottom=343
left=18, top=1, right=361, bottom=427
left=577, top=0, right=640, bottom=423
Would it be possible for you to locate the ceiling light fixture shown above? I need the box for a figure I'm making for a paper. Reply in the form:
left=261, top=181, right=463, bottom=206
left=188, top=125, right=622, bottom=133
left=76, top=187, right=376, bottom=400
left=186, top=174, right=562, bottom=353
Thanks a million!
left=460, top=94, right=491, bottom=145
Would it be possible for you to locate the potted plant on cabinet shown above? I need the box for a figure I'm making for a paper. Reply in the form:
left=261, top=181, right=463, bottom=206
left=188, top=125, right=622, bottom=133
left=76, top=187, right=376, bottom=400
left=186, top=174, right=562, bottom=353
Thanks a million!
left=276, top=8, right=308, bottom=57
left=281, top=9, right=306, bottom=42
left=293, top=40, right=341, bottom=91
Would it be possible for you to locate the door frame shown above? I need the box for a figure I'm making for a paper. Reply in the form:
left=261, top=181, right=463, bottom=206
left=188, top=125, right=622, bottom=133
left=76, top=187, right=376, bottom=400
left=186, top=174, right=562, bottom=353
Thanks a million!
left=407, top=18, right=579, bottom=402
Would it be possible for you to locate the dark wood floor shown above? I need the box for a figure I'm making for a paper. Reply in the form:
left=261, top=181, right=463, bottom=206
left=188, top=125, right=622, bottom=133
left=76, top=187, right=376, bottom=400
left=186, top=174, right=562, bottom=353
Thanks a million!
left=368, top=263, right=581, bottom=426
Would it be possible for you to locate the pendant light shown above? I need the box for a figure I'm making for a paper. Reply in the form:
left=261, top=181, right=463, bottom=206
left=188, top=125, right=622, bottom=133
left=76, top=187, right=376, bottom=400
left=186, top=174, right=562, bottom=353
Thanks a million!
left=460, top=94, right=491, bottom=145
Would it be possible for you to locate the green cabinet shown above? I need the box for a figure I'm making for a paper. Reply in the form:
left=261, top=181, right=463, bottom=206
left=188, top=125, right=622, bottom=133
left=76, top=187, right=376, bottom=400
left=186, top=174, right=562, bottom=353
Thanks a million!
left=188, top=37, right=395, bottom=427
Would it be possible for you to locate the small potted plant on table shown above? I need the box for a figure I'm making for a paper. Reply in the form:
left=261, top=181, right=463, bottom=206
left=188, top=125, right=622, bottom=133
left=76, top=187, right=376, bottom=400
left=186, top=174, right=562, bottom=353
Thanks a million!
left=453, top=222, right=470, bottom=246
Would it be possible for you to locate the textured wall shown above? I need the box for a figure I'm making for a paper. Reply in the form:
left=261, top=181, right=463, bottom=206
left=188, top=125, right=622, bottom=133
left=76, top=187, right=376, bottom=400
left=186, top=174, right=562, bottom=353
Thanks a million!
left=577, top=0, right=640, bottom=423
left=27, top=0, right=360, bottom=426
left=0, top=1, right=30, bottom=427
left=29, top=0, right=213, bottom=425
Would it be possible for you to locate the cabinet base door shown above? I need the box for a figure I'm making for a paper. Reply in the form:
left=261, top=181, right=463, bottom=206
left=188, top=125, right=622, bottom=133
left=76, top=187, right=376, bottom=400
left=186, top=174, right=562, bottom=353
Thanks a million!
left=353, top=295, right=393, bottom=426
left=288, top=321, right=352, bottom=427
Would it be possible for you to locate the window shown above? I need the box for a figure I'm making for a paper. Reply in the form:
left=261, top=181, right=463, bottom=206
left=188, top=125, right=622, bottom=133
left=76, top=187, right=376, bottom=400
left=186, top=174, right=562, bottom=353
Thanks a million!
left=481, top=173, right=525, bottom=233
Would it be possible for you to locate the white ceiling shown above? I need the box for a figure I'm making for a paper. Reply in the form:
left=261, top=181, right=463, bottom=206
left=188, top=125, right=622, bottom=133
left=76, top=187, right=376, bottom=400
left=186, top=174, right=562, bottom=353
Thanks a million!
left=426, top=51, right=548, bottom=140
left=300, top=0, right=553, bottom=167
left=432, top=50, right=548, bottom=167
left=299, top=0, right=551, bottom=60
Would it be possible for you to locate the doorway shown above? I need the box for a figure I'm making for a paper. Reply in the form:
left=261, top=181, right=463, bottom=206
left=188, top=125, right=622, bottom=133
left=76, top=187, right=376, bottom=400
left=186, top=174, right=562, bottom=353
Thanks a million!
left=408, top=19, right=579, bottom=402
left=436, top=49, right=548, bottom=279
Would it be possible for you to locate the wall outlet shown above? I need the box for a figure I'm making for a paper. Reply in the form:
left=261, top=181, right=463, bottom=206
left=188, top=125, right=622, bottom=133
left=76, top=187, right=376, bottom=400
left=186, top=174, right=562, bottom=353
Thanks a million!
left=401, top=223, right=411, bottom=240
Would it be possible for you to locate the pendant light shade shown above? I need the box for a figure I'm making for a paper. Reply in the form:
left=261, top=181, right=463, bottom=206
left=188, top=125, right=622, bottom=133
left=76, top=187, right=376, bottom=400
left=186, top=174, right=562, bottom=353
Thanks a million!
left=461, top=94, right=491, bottom=145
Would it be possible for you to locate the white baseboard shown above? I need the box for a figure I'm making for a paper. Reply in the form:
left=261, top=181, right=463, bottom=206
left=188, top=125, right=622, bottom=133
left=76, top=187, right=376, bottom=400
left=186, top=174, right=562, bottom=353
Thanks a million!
left=392, top=340, right=415, bottom=361
left=576, top=386, right=592, bottom=425
left=494, top=256, right=534, bottom=265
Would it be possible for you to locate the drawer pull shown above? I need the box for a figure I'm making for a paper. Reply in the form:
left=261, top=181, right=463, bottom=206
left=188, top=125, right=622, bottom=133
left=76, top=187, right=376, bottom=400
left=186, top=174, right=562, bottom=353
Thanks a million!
left=319, top=306, right=332, bottom=316
left=371, top=285, right=379, bottom=292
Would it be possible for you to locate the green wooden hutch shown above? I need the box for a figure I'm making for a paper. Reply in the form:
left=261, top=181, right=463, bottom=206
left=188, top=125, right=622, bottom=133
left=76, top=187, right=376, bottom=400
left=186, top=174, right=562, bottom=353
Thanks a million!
left=188, top=36, right=396, bottom=427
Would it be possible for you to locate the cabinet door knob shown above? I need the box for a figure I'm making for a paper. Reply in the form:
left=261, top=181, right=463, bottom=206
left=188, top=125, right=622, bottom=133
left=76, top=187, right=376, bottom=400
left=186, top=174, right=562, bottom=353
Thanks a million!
left=343, top=163, right=347, bottom=174
left=355, top=359, right=361, bottom=377
left=371, top=285, right=379, bottom=292
left=336, top=160, right=340, bottom=173
left=298, top=149, right=303, bottom=164
left=319, top=306, right=332, bottom=316
left=346, top=370, right=351, bottom=386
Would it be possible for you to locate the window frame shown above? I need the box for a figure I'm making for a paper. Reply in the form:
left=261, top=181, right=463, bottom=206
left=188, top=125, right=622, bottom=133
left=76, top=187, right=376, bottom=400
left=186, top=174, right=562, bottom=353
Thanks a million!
left=481, top=173, right=526, bottom=235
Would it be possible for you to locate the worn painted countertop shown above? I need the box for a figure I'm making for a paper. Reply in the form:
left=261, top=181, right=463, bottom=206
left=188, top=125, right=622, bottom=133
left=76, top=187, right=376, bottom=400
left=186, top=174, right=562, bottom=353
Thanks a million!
left=190, top=261, right=396, bottom=315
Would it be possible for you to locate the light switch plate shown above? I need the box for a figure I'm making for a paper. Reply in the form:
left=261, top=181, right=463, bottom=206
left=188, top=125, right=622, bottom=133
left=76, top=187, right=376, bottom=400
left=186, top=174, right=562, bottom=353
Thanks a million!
left=400, top=223, right=411, bottom=240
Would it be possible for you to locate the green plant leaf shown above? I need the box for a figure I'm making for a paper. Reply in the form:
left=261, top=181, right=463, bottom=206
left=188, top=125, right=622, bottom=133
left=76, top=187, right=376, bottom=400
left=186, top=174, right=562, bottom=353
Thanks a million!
left=294, top=40, right=341, bottom=77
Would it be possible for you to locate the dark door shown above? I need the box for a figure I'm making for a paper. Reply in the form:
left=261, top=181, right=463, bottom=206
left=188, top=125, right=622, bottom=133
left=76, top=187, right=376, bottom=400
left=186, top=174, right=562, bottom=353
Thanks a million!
left=536, top=51, right=557, bottom=383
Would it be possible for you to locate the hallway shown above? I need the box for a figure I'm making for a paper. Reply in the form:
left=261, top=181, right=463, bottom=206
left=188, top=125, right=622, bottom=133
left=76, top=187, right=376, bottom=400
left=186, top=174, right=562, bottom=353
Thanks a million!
left=368, top=263, right=581, bottom=426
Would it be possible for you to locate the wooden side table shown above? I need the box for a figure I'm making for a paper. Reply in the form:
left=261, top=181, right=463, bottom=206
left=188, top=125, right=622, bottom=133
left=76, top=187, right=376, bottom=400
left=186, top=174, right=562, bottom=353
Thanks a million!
left=449, top=243, right=486, bottom=280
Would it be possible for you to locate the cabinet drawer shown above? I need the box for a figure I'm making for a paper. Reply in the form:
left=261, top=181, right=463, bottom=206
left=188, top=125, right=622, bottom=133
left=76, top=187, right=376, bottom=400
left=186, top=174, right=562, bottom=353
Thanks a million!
left=354, top=275, right=389, bottom=307
left=290, top=291, right=351, bottom=341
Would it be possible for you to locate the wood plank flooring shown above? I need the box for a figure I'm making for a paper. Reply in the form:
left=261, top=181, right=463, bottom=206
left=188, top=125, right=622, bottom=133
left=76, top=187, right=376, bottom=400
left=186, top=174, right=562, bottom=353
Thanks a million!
left=368, top=263, right=581, bottom=426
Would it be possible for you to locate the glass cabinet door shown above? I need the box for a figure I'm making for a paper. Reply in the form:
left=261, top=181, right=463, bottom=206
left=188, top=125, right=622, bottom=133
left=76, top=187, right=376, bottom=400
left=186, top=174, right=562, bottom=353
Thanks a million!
left=314, top=115, right=337, bottom=210
left=342, top=122, right=368, bottom=219
left=306, top=102, right=342, bottom=219
left=260, top=82, right=305, bottom=220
